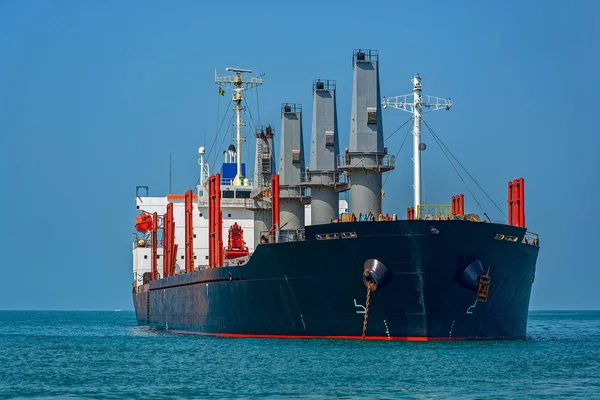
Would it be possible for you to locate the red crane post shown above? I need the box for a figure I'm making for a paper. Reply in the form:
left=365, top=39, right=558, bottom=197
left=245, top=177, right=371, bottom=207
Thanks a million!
left=208, top=174, right=223, bottom=267
left=451, top=194, right=465, bottom=216
left=208, top=175, right=216, bottom=267
left=508, top=180, right=514, bottom=226
left=518, top=178, right=525, bottom=228
left=216, top=174, right=222, bottom=266
left=185, top=189, right=194, bottom=273
left=163, top=202, right=174, bottom=277
left=163, top=207, right=170, bottom=277
left=451, top=196, right=457, bottom=215
left=271, top=174, right=280, bottom=242
left=151, top=212, right=158, bottom=281
left=513, top=181, right=520, bottom=228
left=507, top=178, right=525, bottom=227
left=171, top=243, right=178, bottom=276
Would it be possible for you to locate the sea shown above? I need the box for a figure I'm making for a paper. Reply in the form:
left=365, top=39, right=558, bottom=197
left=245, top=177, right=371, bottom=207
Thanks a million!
left=0, top=311, right=598, bottom=399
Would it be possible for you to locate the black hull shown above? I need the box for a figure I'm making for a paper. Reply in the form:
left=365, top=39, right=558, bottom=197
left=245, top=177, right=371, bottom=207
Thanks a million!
left=133, top=220, right=539, bottom=340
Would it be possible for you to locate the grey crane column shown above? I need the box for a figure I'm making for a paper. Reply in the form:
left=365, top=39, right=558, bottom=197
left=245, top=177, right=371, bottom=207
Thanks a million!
left=339, top=49, right=395, bottom=218
left=279, top=104, right=309, bottom=232
left=250, top=125, right=276, bottom=246
left=302, top=80, right=349, bottom=225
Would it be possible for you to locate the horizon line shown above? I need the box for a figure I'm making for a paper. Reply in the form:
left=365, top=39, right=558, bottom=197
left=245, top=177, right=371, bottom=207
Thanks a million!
left=0, top=308, right=599, bottom=312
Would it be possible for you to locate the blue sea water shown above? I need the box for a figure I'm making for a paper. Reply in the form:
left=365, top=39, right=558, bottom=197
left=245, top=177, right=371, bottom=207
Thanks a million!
left=0, top=311, right=599, bottom=399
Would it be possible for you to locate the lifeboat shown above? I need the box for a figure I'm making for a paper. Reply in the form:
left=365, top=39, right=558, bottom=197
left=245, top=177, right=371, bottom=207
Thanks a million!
left=135, top=213, right=153, bottom=233
left=225, top=222, right=249, bottom=259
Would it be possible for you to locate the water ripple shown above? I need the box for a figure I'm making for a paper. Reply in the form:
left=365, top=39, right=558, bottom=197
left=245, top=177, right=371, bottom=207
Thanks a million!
left=0, top=310, right=599, bottom=399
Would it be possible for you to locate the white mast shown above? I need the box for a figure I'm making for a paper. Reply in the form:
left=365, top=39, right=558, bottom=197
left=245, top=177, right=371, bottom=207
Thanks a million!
left=198, top=146, right=209, bottom=184
left=215, top=68, right=263, bottom=186
left=382, top=74, right=452, bottom=218
left=196, top=146, right=210, bottom=202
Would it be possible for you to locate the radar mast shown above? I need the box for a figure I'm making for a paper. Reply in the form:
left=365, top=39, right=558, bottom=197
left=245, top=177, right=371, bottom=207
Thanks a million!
left=215, top=68, right=263, bottom=186
left=382, top=74, right=452, bottom=217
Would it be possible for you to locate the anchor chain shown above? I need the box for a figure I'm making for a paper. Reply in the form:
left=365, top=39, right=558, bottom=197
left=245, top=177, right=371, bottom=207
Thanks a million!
left=361, top=259, right=390, bottom=340
left=361, top=283, right=376, bottom=340
left=361, top=287, right=371, bottom=339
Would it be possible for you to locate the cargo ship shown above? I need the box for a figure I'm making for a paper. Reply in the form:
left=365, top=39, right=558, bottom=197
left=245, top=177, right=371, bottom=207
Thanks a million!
left=131, top=49, right=540, bottom=340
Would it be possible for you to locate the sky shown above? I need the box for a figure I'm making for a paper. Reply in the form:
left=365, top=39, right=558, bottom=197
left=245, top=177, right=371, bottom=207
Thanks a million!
left=0, top=0, right=598, bottom=311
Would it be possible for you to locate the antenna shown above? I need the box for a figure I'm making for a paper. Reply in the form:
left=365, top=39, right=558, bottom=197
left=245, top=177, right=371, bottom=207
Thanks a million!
left=215, top=68, right=263, bottom=186
left=226, top=67, right=253, bottom=73
left=382, top=74, right=452, bottom=218
left=197, top=146, right=209, bottom=198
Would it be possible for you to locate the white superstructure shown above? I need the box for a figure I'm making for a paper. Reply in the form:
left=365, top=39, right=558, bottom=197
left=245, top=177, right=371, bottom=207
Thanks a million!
left=132, top=187, right=256, bottom=286
left=132, top=171, right=348, bottom=287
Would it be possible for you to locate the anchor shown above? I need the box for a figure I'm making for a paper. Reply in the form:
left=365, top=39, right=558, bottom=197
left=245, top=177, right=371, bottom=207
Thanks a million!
left=477, top=266, right=491, bottom=303
left=361, top=259, right=391, bottom=339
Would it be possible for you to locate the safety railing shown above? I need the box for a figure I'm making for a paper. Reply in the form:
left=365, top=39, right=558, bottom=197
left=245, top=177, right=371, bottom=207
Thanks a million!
left=417, top=204, right=451, bottom=220
left=220, top=177, right=254, bottom=187
left=255, top=125, right=274, bottom=138
left=353, top=49, right=379, bottom=62
left=281, top=103, right=302, bottom=113
left=523, top=231, right=540, bottom=246
left=132, top=234, right=150, bottom=249
left=313, top=79, right=336, bottom=92
left=299, top=171, right=349, bottom=186
left=337, top=212, right=398, bottom=222
left=259, top=229, right=306, bottom=244
left=243, top=198, right=271, bottom=210
left=214, top=73, right=263, bottom=87
left=197, top=197, right=255, bottom=207
left=337, top=153, right=396, bottom=171
left=279, top=185, right=309, bottom=199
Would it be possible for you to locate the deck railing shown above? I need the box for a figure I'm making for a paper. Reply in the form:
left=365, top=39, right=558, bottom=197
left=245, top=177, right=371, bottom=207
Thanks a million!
left=259, top=229, right=306, bottom=244
left=337, top=153, right=396, bottom=171
left=523, top=231, right=540, bottom=246
left=299, top=171, right=349, bottom=186
left=417, top=204, right=451, bottom=220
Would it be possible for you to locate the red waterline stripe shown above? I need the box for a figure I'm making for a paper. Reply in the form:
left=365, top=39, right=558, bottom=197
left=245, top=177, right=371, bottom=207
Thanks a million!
left=167, top=330, right=470, bottom=341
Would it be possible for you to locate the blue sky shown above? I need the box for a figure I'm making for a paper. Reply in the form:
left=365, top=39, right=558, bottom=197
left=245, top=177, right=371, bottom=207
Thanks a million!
left=0, top=0, right=598, bottom=310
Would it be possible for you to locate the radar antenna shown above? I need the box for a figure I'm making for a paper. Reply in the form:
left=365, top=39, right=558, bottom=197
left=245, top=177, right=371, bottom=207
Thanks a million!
left=382, top=74, right=452, bottom=217
left=215, top=68, right=263, bottom=186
